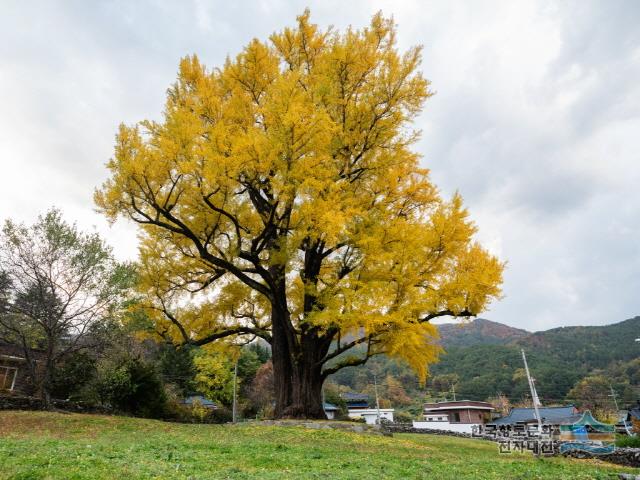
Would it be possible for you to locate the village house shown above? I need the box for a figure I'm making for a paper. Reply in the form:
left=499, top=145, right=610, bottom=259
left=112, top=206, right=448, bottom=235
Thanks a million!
left=340, top=392, right=395, bottom=425
left=0, top=342, right=35, bottom=396
left=348, top=407, right=394, bottom=425
left=413, top=400, right=495, bottom=434
left=620, top=400, right=640, bottom=433
left=323, top=402, right=338, bottom=420
left=482, top=405, right=580, bottom=439
left=486, top=405, right=579, bottom=429
left=340, top=392, right=369, bottom=411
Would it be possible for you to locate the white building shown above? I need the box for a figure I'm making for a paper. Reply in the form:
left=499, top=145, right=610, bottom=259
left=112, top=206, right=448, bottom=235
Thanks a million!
left=323, top=403, right=338, bottom=420
left=348, top=408, right=395, bottom=425
left=413, top=400, right=494, bottom=434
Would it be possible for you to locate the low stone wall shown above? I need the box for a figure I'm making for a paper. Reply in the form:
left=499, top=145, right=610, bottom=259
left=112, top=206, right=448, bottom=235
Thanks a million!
left=0, top=394, right=110, bottom=414
left=562, top=447, right=640, bottom=468
left=384, top=423, right=640, bottom=467
left=253, top=419, right=380, bottom=434
left=382, top=423, right=494, bottom=440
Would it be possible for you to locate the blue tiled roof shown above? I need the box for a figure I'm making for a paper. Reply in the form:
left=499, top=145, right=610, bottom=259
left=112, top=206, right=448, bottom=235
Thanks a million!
left=346, top=401, right=369, bottom=408
left=182, top=395, right=217, bottom=408
left=323, top=402, right=338, bottom=411
left=489, top=406, right=578, bottom=425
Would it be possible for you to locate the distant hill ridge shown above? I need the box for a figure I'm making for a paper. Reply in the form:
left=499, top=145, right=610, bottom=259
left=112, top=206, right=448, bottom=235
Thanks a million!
left=438, top=316, right=640, bottom=360
left=437, top=318, right=529, bottom=347
left=431, top=315, right=640, bottom=403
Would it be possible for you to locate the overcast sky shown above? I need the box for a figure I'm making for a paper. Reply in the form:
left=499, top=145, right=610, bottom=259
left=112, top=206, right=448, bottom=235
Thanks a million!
left=1, top=0, right=638, bottom=332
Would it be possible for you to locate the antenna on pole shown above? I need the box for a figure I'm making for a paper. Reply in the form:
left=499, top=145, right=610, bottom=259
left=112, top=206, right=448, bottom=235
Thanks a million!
left=521, top=349, right=542, bottom=435
left=232, top=359, right=238, bottom=424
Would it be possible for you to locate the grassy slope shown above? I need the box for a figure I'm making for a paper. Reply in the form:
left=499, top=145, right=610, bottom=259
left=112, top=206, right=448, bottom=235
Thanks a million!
left=0, top=411, right=635, bottom=480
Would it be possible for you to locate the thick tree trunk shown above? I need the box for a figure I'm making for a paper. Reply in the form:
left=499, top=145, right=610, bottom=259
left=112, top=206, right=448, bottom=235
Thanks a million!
left=270, top=307, right=328, bottom=419
left=268, top=258, right=334, bottom=419
left=282, top=355, right=326, bottom=419
left=271, top=307, right=295, bottom=417
left=272, top=349, right=326, bottom=419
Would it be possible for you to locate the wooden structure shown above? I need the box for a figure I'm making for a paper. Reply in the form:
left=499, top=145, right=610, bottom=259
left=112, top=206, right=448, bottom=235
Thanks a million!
left=0, top=342, right=36, bottom=395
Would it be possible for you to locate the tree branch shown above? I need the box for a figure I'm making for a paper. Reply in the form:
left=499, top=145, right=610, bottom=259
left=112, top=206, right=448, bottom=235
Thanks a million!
left=320, top=334, right=372, bottom=365
left=419, top=309, right=475, bottom=323
left=321, top=350, right=386, bottom=378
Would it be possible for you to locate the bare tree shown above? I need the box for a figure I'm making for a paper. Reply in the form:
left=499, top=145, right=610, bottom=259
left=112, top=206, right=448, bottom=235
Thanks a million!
left=0, top=208, right=133, bottom=405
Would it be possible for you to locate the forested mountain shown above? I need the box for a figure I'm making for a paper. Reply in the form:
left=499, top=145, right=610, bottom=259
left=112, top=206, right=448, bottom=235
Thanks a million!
left=438, top=318, right=529, bottom=347
left=515, top=317, right=640, bottom=370
left=435, top=316, right=640, bottom=407
left=327, top=316, right=640, bottom=413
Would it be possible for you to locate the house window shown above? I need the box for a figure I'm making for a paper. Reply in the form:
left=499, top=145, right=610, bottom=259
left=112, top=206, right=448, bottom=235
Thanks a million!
left=0, top=366, right=17, bottom=391
left=451, top=412, right=461, bottom=423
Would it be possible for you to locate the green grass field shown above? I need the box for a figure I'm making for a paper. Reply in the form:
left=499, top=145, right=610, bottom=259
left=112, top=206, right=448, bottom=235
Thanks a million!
left=0, top=411, right=635, bottom=479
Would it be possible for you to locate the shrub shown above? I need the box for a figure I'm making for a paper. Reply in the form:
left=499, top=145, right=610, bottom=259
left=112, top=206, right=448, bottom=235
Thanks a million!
left=615, top=434, right=640, bottom=448
left=191, top=398, right=210, bottom=423
left=393, top=411, right=415, bottom=423
left=209, top=407, right=233, bottom=424
left=50, top=351, right=97, bottom=401
left=93, top=357, right=167, bottom=418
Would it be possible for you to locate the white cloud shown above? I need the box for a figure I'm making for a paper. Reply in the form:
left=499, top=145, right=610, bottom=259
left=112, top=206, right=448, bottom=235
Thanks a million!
left=1, top=0, right=638, bottom=330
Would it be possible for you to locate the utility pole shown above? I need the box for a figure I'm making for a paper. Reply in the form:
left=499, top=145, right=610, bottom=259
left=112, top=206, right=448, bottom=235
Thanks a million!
left=521, top=349, right=542, bottom=437
left=609, top=384, right=620, bottom=411
left=451, top=384, right=457, bottom=402
left=374, top=373, right=381, bottom=424
left=232, top=360, right=238, bottom=424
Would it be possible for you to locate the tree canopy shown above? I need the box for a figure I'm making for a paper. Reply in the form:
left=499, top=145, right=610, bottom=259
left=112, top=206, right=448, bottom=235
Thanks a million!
left=0, top=208, right=133, bottom=402
left=96, top=11, right=503, bottom=417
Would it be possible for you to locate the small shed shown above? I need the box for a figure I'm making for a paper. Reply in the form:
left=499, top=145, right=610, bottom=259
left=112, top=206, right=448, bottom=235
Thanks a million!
left=323, top=402, right=338, bottom=420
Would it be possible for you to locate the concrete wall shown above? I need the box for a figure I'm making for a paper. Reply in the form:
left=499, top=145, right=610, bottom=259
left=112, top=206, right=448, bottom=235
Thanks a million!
left=413, top=421, right=479, bottom=434
left=348, top=408, right=394, bottom=425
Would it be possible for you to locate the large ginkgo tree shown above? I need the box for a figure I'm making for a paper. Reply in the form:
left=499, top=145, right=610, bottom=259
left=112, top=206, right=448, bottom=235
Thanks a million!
left=96, top=11, right=503, bottom=418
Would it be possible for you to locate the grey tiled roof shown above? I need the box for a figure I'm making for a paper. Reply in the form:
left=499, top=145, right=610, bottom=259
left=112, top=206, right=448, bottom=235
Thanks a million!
left=340, top=392, right=369, bottom=401
left=489, top=406, right=578, bottom=425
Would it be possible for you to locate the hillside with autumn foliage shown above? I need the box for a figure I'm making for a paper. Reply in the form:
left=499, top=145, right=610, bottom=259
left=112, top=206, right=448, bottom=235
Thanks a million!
left=327, top=316, right=640, bottom=418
